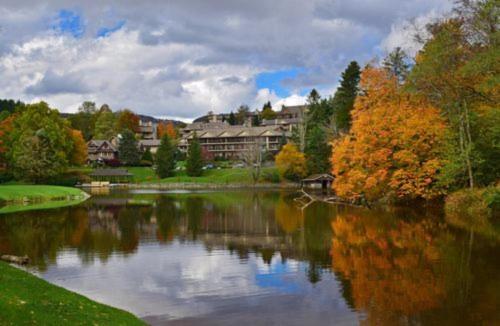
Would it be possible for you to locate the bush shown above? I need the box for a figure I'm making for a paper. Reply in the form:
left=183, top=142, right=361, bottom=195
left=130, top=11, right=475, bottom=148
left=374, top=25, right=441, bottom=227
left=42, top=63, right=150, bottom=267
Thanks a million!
left=104, top=158, right=121, bottom=167
left=262, top=170, right=280, bottom=183
left=0, top=171, right=14, bottom=184
left=139, top=160, right=153, bottom=167
left=45, top=172, right=90, bottom=186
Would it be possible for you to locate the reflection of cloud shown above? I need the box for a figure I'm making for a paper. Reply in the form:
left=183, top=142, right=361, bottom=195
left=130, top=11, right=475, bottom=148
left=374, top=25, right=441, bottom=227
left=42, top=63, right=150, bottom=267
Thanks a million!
left=41, top=240, right=358, bottom=323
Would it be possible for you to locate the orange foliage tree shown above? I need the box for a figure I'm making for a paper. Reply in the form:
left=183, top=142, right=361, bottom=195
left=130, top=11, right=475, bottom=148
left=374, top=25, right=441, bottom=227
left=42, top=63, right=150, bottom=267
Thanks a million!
left=331, top=67, right=448, bottom=201
left=275, top=143, right=307, bottom=181
left=157, top=121, right=177, bottom=139
left=116, top=109, right=140, bottom=133
left=68, top=129, right=87, bottom=166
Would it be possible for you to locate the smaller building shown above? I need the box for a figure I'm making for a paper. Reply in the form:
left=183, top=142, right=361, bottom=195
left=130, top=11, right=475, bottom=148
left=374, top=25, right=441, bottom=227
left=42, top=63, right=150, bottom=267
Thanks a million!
left=87, top=140, right=118, bottom=162
left=302, top=174, right=334, bottom=191
left=89, top=169, right=133, bottom=183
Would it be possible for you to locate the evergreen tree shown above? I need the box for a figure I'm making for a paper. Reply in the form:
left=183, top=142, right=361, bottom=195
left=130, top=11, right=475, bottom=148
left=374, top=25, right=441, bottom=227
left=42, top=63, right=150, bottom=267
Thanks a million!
left=186, top=133, right=203, bottom=176
left=252, top=113, right=261, bottom=126
left=156, top=135, right=176, bottom=178
left=118, top=130, right=140, bottom=166
left=305, top=126, right=332, bottom=175
left=228, top=111, right=237, bottom=125
left=331, top=61, right=361, bottom=133
left=383, top=47, right=410, bottom=83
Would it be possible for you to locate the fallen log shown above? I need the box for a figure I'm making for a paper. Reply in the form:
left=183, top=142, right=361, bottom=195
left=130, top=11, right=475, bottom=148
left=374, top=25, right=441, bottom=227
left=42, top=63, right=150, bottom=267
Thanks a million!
left=1, top=254, right=30, bottom=265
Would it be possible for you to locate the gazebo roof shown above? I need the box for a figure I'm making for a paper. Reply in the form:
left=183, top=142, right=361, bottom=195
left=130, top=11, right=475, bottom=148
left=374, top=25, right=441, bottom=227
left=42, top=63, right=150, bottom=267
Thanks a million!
left=302, top=174, right=334, bottom=182
left=89, top=169, right=133, bottom=177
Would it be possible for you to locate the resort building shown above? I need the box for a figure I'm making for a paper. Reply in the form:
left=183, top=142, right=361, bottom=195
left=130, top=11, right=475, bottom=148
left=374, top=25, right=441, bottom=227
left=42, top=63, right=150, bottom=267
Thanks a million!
left=138, top=119, right=157, bottom=140
left=178, top=125, right=288, bottom=159
left=87, top=140, right=118, bottom=162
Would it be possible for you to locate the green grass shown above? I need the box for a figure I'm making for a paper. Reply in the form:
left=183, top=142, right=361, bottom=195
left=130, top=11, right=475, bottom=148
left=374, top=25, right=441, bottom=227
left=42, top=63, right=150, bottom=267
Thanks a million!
left=0, top=185, right=87, bottom=202
left=0, top=262, right=145, bottom=325
left=126, top=166, right=281, bottom=184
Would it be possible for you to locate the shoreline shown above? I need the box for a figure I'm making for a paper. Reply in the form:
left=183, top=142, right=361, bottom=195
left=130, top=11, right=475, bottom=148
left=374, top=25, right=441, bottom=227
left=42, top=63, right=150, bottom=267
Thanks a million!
left=81, top=181, right=301, bottom=190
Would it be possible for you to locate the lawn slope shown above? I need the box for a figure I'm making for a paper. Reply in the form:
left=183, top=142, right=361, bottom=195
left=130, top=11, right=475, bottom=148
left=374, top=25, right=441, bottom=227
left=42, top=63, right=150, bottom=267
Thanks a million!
left=0, top=262, right=145, bottom=325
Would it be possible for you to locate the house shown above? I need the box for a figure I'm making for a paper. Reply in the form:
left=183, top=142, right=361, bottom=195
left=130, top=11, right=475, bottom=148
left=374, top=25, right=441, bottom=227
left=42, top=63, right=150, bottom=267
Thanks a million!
left=178, top=125, right=288, bottom=159
left=87, top=140, right=118, bottom=162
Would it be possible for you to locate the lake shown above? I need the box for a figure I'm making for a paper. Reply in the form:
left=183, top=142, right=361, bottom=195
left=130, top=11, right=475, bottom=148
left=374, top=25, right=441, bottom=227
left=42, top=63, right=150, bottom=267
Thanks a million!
left=0, top=189, right=498, bottom=325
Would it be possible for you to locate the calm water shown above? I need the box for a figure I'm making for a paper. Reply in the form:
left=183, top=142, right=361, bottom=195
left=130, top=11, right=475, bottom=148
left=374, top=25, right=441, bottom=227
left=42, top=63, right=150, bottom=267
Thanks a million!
left=0, top=190, right=498, bottom=325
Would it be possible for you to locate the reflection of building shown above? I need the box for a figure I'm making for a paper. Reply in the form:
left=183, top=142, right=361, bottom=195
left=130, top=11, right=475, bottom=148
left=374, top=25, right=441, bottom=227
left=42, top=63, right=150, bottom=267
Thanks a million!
left=87, top=140, right=118, bottom=162
left=178, top=125, right=288, bottom=159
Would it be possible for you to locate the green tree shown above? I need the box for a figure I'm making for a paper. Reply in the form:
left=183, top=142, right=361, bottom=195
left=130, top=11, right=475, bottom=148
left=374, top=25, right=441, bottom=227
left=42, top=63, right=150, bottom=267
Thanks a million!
left=8, top=102, right=72, bottom=183
left=261, top=101, right=277, bottom=120
left=305, top=126, right=332, bottom=174
left=94, top=109, right=116, bottom=140
left=156, top=135, right=176, bottom=178
left=228, top=111, right=237, bottom=125
left=408, top=0, right=499, bottom=188
left=186, top=133, right=203, bottom=176
left=69, top=101, right=97, bottom=141
left=383, top=47, right=410, bottom=83
left=331, top=61, right=361, bottom=133
left=118, top=130, right=140, bottom=166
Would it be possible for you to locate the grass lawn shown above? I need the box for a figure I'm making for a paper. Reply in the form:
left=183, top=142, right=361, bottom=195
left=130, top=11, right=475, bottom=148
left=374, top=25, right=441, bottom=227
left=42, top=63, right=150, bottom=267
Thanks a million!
left=0, top=262, right=144, bottom=325
left=0, top=185, right=87, bottom=203
left=126, top=166, right=280, bottom=184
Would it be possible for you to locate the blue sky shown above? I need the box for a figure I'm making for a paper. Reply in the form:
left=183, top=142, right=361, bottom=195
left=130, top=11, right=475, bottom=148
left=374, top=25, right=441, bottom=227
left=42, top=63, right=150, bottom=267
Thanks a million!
left=256, top=68, right=304, bottom=98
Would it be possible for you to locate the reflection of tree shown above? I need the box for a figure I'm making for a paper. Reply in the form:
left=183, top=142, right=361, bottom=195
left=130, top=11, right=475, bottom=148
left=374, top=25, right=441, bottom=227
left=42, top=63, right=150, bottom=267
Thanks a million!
left=331, top=210, right=448, bottom=324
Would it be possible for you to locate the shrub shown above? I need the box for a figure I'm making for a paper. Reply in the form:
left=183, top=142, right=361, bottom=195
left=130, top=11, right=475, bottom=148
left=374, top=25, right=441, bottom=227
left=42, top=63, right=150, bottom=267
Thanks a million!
left=104, top=158, right=121, bottom=167
left=262, top=170, right=280, bottom=183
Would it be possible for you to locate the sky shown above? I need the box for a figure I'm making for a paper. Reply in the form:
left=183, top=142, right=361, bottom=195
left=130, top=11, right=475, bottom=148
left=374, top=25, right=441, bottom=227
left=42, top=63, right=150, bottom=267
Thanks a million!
left=0, top=0, right=452, bottom=121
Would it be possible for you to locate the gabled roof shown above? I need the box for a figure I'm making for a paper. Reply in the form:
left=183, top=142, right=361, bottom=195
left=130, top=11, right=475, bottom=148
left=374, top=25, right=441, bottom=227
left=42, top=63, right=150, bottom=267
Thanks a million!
left=87, top=140, right=117, bottom=152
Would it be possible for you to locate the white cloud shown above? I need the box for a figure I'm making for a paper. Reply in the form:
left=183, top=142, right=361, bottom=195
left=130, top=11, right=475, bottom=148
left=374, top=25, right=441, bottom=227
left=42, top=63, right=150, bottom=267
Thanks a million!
left=0, top=0, right=453, bottom=119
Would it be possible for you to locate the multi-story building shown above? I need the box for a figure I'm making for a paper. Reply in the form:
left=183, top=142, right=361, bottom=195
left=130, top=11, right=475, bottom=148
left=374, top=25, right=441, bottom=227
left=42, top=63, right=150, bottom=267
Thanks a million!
left=178, top=125, right=288, bottom=159
left=260, top=105, right=308, bottom=131
left=138, top=119, right=157, bottom=140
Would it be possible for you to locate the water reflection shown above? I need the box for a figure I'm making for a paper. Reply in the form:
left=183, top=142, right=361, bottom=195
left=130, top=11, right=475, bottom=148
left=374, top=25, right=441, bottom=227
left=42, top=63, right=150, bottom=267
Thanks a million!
left=0, top=190, right=498, bottom=325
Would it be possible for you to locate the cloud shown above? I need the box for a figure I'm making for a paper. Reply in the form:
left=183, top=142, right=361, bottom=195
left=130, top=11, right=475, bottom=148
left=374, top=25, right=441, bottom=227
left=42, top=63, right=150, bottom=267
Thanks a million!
left=0, top=0, right=453, bottom=118
left=25, top=69, right=91, bottom=95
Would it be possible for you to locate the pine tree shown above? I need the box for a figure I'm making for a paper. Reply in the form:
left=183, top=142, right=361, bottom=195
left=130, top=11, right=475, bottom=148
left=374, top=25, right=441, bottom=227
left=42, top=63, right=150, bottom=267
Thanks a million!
left=156, top=135, right=176, bottom=178
left=186, top=133, right=203, bottom=176
left=383, top=47, right=410, bottom=83
left=305, top=126, right=332, bottom=174
left=118, top=130, right=140, bottom=166
left=331, top=61, right=361, bottom=133
left=141, top=147, right=154, bottom=163
left=228, top=111, right=237, bottom=125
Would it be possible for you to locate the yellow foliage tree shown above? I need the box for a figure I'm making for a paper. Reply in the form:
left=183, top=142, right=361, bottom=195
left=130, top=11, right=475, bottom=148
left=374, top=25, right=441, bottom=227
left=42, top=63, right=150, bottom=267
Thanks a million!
left=331, top=67, right=448, bottom=201
left=68, top=129, right=87, bottom=166
left=275, top=143, right=307, bottom=181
